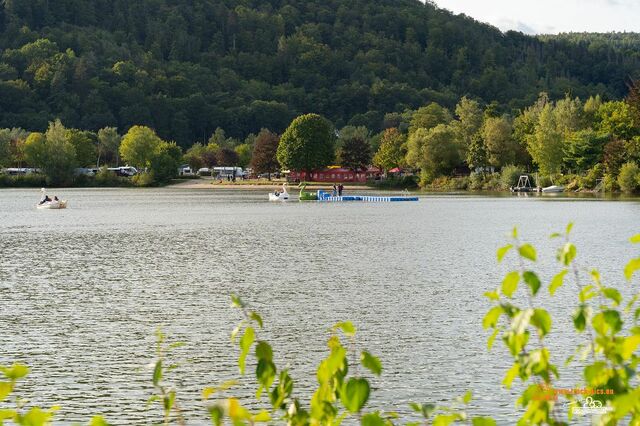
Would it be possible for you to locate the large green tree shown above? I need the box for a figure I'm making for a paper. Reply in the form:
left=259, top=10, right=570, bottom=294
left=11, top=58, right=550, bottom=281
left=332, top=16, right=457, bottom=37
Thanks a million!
left=277, top=114, right=334, bottom=175
left=119, top=126, right=163, bottom=169
left=482, top=116, right=516, bottom=168
left=527, top=104, right=564, bottom=176
left=406, top=124, right=460, bottom=182
left=373, top=128, right=406, bottom=172
left=23, top=120, right=77, bottom=184
left=408, top=103, right=453, bottom=135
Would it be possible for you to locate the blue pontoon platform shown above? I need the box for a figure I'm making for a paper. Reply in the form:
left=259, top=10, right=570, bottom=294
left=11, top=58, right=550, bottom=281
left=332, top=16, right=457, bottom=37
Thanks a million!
left=316, top=190, right=418, bottom=202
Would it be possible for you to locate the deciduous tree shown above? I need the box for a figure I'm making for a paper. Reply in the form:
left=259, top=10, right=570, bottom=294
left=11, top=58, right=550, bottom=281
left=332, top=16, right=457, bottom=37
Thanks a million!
left=277, top=114, right=334, bottom=175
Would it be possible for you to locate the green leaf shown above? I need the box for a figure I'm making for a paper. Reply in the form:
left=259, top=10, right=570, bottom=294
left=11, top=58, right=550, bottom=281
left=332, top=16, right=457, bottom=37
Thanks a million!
left=0, top=364, right=29, bottom=380
left=341, top=378, right=370, bottom=413
left=565, top=222, right=574, bottom=235
left=360, top=351, right=382, bottom=376
left=202, top=380, right=238, bottom=399
left=472, top=418, right=497, bottom=426
left=208, top=405, right=224, bottom=426
left=592, top=310, right=622, bottom=335
left=335, top=321, right=356, bottom=337
left=487, top=327, right=501, bottom=350
left=531, top=309, right=552, bottom=337
left=496, top=244, right=512, bottom=263
left=256, top=359, right=276, bottom=397
left=579, top=285, right=597, bottom=303
left=518, top=244, right=537, bottom=262
left=549, top=232, right=561, bottom=239
left=584, top=362, right=613, bottom=387
left=462, top=391, right=472, bottom=404
left=511, top=227, right=518, bottom=239
left=483, top=306, right=504, bottom=329
left=630, top=234, right=640, bottom=244
left=361, top=412, right=386, bottom=426
left=0, top=382, right=12, bottom=402
left=230, top=294, right=245, bottom=308
left=409, top=403, right=436, bottom=419
left=621, top=335, right=640, bottom=360
left=255, top=341, right=273, bottom=362
left=249, top=311, right=263, bottom=328
left=501, top=271, right=520, bottom=298
left=152, top=360, right=162, bottom=386
left=549, top=270, right=568, bottom=295
left=559, top=243, right=577, bottom=266
left=251, top=410, right=271, bottom=423
left=89, top=415, right=110, bottom=426
left=484, top=290, right=499, bottom=301
left=239, top=327, right=255, bottom=374
left=502, top=363, right=519, bottom=388
left=602, top=287, right=622, bottom=306
left=573, top=305, right=589, bottom=332
left=433, top=414, right=459, bottom=426
left=522, top=271, right=541, bottom=296
left=625, top=258, right=640, bottom=281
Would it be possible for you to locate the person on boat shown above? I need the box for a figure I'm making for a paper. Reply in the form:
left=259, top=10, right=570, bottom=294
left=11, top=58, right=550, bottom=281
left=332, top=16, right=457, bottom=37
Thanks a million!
left=338, top=184, right=344, bottom=196
left=53, top=196, right=59, bottom=201
left=332, top=184, right=337, bottom=196
left=39, top=195, right=52, bottom=205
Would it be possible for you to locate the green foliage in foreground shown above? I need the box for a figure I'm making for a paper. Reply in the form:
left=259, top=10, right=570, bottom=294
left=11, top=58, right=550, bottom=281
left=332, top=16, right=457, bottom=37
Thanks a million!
left=2, top=226, right=640, bottom=425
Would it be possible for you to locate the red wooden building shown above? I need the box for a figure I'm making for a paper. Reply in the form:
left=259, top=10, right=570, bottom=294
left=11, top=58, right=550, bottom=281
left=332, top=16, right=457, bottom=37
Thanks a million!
left=288, top=166, right=382, bottom=183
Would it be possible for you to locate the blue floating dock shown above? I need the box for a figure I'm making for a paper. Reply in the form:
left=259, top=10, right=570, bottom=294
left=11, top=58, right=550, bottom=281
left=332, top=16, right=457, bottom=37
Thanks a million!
left=316, top=190, right=418, bottom=202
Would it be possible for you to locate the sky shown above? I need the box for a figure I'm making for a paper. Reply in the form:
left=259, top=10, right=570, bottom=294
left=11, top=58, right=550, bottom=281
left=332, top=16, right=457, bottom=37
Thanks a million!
left=432, top=0, right=640, bottom=34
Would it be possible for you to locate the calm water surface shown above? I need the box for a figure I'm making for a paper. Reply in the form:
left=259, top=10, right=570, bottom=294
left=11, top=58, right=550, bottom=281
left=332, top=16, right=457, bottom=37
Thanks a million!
left=1, top=188, right=639, bottom=424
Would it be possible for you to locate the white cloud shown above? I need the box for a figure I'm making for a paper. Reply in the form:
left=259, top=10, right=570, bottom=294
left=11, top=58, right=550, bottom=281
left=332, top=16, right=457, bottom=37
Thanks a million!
left=433, top=0, right=640, bottom=34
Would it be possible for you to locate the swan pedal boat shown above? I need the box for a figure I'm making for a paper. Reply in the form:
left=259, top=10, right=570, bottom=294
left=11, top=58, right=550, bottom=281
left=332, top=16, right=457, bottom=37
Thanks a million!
left=268, top=184, right=289, bottom=201
left=37, top=200, right=68, bottom=209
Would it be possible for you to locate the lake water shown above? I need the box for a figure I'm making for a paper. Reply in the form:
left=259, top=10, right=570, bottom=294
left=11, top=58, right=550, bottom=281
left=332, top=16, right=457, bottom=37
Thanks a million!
left=1, top=188, right=639, bottom=424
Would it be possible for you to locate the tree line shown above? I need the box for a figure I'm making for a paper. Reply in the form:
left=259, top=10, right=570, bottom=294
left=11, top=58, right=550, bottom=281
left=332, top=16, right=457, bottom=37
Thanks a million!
left=2, top=81, right=640, bottom=191
left=0, top=0, right=639, bottom=146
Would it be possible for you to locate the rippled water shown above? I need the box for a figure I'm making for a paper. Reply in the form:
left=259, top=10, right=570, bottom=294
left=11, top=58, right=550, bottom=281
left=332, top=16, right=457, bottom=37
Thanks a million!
left=1, top=188, right=639, bottom=424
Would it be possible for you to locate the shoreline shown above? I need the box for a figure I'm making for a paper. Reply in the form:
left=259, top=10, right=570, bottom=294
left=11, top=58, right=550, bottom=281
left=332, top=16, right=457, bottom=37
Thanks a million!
left=167, top=179, right=375, bottom=190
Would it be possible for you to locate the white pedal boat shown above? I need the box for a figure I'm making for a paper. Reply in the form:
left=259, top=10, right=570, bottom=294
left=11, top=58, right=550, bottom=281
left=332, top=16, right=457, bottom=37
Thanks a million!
left=37, top=188, right=68, bottom=209
left=37, top=200, right=68, bottom=209
left=268, top=184, right=289, bottom=201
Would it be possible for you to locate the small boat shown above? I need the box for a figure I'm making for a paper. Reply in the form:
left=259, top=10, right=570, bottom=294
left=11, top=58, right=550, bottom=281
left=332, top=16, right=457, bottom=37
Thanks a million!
left=541, top=185, right=564, bottom=193
left=36, top=188, right=67, bottom=209
left=37, top=200, right=68, bottom=209
left=298, top=183, right=318, bottom=201
left=268, top=184, right=289, bottom=201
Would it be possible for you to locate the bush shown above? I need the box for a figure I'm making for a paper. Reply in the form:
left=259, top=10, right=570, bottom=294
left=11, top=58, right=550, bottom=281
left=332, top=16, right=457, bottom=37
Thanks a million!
left=617, top=162, right=640, bottom=193
left=371, top=175, right=418, bottom=189
left=499, top=164, right=524, bottom=190
left=0, top=173, right=47, bottom=187
left=582, top=163, right=604, bottom=189
left=482, top=173, right=501, bottom=191
left=132, top=171, right=155, bottom=187
left=469, top=172, right=485, bottom=190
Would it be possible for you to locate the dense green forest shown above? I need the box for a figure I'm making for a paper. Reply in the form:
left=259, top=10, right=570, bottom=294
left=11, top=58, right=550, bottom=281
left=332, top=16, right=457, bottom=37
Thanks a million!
left=1, top=0, right=639, bottom=147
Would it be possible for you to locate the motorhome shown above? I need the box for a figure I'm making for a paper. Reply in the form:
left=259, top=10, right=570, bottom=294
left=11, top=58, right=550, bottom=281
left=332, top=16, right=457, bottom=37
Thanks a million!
left=107, top=166, right=138, bottom=177
left=213, top=167, right=245, bottom=179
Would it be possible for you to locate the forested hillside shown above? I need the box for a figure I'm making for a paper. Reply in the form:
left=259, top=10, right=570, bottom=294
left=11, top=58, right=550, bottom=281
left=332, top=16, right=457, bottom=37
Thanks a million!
left=0, top=0, right=639, bottom=146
